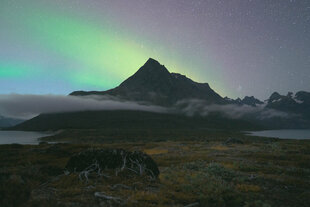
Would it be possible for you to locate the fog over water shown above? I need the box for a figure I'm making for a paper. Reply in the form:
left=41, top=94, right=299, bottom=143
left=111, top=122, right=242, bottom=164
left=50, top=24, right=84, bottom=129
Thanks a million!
left=0, top=131, right=54, bottom=145
left=248, top=130, right=310, bottom=140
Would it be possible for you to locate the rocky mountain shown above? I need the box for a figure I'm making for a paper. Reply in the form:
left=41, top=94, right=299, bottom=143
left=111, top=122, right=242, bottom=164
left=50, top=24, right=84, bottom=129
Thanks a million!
left=242, top=96, right=264, bottom=106
left=71, top=58, right=224, bottom=106
left=266, top=91, right=310, bottom=119
left=224, top=96, right=263, bottom=106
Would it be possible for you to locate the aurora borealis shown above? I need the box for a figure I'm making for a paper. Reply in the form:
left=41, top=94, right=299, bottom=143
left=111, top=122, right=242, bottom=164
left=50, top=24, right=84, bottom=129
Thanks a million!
left=0, top=0, right=309, bottom=99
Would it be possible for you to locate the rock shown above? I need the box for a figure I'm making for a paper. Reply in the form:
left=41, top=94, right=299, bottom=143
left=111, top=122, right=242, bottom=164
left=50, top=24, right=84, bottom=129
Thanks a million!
left=94, top=192, right=122, bottom=202
left=110, top=184, right=131, bottom=190
left=224, top=138, right=244, bottom=145
left=184, top=202, right=200, bottom=207
left=65, top=149, right=160, bottom=179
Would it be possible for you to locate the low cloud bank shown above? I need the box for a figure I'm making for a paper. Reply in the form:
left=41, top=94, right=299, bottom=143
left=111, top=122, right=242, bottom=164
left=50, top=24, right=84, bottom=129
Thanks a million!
left=0, top=94, right=167, bottom=119
left=0, top=94, right=293, bottom=121
left=175, top=99, right=290, bottom=120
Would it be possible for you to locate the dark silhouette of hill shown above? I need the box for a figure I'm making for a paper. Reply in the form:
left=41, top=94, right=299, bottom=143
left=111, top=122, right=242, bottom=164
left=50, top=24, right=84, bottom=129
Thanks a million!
left=9, top=110, right=260, bottom=131
left=70, top=58, right=223, bottom=106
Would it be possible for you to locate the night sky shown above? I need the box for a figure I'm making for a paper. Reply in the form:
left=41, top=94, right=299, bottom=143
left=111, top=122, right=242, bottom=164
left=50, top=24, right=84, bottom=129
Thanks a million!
left=0, top=0, right=309, bottom=99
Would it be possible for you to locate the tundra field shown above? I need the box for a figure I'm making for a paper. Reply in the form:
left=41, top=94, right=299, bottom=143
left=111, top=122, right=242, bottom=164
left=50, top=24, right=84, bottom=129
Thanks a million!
left=1, top=131, right=309, bottom=207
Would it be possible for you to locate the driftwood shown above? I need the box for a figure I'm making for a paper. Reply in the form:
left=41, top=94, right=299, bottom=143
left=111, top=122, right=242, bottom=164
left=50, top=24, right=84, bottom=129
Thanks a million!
left=184, top=202, right=199, bottom=207
left=94, top=192, right=123, bottom=203
left=65, top=149, right=160, bottom=180
left=110, top=184, right=131, bottom=190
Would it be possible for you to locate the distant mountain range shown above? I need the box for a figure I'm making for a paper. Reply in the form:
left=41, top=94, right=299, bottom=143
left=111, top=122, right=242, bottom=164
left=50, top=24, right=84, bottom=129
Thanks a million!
left=0, top=116, right=24, bottom=128
left=224, top=96, right=263, bottom=107
left=9, top=58, right=310, bottom=131
left=266, top=91, right=310, bottom=119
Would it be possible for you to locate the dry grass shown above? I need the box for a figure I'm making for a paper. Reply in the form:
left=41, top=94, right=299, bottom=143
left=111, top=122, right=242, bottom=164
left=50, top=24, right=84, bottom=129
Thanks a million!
left=236, top=184, right=261, bottom=192
left=144, top=148, right=169, bottom=155
left=211, top=144, right=229, bottom=151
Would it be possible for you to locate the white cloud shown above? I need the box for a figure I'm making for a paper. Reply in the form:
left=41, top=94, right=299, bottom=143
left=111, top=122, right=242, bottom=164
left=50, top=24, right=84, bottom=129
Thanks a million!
left=175, top=99, right=290, bottom=120
left=0, top=94, right=167, bottom=119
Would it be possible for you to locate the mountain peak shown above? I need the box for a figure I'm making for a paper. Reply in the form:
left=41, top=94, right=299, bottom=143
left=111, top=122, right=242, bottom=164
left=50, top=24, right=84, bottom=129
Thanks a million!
left=242, top=96, right=263, bottom=106
left=145, top=58, right=161, bottom=65
left=136, top=58, right=169, bottom=75
left=268, top=92, right=282, bottom=103
left=71, top=58, right=223, bottom=105
left=120, top=58, right=171, bottom=89
left=295, top=91, right=310, bottom=103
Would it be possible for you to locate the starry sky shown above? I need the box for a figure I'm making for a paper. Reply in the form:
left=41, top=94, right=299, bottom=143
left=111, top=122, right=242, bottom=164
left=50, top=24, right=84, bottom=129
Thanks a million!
left=0, top=0, right=309, bottom=100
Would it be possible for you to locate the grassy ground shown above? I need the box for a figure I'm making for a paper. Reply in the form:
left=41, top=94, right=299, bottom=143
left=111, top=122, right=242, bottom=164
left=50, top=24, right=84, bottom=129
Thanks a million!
left=0, top=134, right=310, bottom=207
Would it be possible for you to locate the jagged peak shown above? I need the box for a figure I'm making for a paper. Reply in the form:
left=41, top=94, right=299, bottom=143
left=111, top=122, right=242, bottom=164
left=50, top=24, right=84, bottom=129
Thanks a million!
left=135, top=58, right=169, bottom=75
left=242, top=95, right=263, bottom=106
left=269, top=92, right=282, bottom=100
left=242, top=95, right=260, bottom=101
left=295, top=91, right=310, bottom=101
left=145, top=58, right=161, bottom=65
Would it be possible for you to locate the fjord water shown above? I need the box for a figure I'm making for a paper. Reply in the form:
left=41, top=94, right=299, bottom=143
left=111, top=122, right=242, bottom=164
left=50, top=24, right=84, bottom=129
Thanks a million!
left=0, top=131, right=53, bottom=144
left=248, top=129, right=310, bottom=140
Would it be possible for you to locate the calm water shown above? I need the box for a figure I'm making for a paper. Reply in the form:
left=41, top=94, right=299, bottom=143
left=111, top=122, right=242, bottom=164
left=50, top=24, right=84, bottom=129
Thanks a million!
left=0, top=131, right=54, bottom=145
left=248, top=129, right=310, bottom=140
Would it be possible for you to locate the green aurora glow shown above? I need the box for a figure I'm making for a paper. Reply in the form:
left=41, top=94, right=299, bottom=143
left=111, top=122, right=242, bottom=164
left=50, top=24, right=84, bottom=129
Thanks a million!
left=0, top=1, right=227, bottom=95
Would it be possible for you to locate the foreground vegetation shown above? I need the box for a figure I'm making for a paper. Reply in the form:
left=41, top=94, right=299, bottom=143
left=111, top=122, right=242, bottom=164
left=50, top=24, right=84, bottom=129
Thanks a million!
left=0, top=133, right=310, bottom=207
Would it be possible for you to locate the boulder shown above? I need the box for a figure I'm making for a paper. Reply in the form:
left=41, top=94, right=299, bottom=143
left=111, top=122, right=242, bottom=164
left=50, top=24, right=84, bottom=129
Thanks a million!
left=65, top=149, right=160, bottom=179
